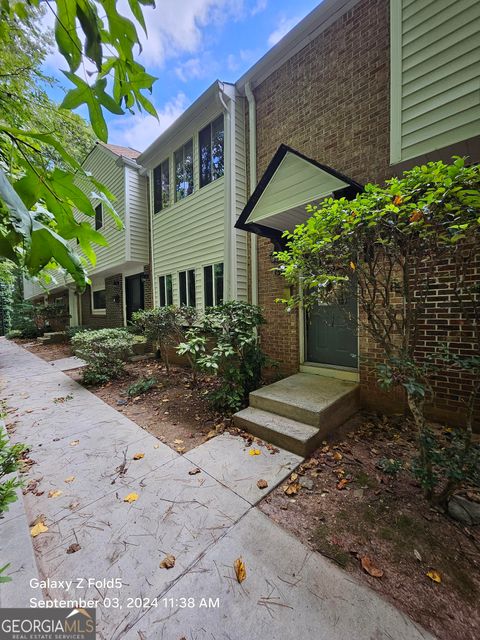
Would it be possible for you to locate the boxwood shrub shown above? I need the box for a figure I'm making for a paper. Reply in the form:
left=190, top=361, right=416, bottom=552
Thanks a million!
left=71, top=328, right=134, bottom=385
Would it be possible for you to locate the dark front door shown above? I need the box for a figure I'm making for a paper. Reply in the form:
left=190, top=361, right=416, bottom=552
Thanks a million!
left=125, top=274, right=145, bottom=322
left=305, top=284, right=358, bottom=368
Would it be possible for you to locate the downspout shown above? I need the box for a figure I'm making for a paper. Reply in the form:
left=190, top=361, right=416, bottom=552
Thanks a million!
left=218, top=85, right=237, bottom=300
left=245, top=81, right=258, bottom=305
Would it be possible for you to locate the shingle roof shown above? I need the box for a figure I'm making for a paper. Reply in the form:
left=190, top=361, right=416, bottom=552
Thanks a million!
left=100, top=142, right=141, bottom=160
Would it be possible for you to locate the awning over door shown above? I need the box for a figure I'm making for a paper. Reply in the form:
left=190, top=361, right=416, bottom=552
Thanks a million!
left=235, top=145, right=362, bottom=248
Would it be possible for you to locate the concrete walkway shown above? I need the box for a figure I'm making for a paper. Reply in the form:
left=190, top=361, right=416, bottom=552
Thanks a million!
left=0, top=339, right=433, bottom=640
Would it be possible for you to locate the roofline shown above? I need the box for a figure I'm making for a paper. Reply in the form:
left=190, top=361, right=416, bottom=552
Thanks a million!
left=138, top=80, right=235, bottom=166
left=235, top=144, right=363, bottom=249
left=236, top=0, right=361, bottom=92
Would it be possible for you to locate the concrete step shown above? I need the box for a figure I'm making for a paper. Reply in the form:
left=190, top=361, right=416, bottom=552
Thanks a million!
left=233, top=406, right=321, bottom=457
left=37, top=332, right=67, bottom=345
left=250, top=373, right=359, bottom=428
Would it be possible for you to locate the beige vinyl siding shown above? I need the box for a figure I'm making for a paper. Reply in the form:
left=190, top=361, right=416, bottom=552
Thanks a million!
left=76, top=147, right=127, bottom=274
left=391, top=0, right=480, bottom=163
left=152, top=177, right=225, bottom=310
left=126, top=166, right=149, bottom=263
left=234, top=96, right=248, bottom=301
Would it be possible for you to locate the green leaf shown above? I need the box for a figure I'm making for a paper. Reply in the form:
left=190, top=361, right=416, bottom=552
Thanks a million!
left=55, top=0, right=82, bottom=72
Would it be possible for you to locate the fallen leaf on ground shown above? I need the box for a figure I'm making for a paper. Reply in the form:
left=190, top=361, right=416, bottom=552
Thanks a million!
left=336, top=478, right=349, bottom=490
left=70, top=440, right=80, bottom=447
left=234, top=557, right=246, bottom=583
left=205, top=430, right=216, bottom=441
left=426, top=570, right=441, bottom=583
left=30, top=521, right=48, bottom=538
left=257, top=479, right=268, bottom=489
left=290, top=472, right=298, bottom=482
left=69, top=501, right=80, bottom=510
left=188, top=468, right=201, bottom=475
left=123, top=492, right=139, bottom=503
left=48, top=490, right=63, bottom=498
left=176, top=446, right=186, bottom=453
left=248, top=448, right=261, bottom=456
left=173, top=439, right=184, bottom=445
left=30, top=514, right=46, bottom=527
left=160, top=554, right=176, bottom=569
left=153, top=444, right=160, bottom=449
left=64, top=476, right=75, bottom=484
left=133, top=453, right=145, bottom=460
left=414, top=549, right=422, bottom=562
left=283, top=482, right=300, bottom=496
left=333, top=451, right=343, bottom=461
left=66, top=543, right=81, bottom=554
left=360, top=556, right=383, bottom=578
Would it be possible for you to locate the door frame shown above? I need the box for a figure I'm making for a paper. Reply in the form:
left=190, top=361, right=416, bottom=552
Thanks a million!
left=298, top=290, right=360, bottom=382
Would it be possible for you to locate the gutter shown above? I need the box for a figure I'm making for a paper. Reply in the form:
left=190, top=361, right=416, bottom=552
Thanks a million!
left=245, top=82, right=258, bottom=306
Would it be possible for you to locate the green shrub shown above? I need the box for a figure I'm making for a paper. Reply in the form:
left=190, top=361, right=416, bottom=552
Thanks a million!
left=131, top=306, right=197, bottom=373
left=179, top=302, right=271, bottom=413
left=10, top=302, right=42, bottom=338
left=0, top=428, right=25, bottom=517
left=4, top=329, right=22, bottom=340
left=65, top=325, right=90, bottom=341
left=71, top=328, right=134, bottom=385
left=127, top=377, right=157, bottom=397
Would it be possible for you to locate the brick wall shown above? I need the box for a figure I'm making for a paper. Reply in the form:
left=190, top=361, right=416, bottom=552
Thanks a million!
left=253, top=0, right=391, bottom=375
left=80, top=273, right=124, bottom=328
left=143, top=264, right=153, bottom=309
left=251, top=0, right=479, bottom=424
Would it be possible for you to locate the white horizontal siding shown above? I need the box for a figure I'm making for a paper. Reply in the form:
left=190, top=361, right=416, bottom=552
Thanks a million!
left=234, top=96, right=248, bottom=302
left=391, top=0, right=480, bottom=163
left=126, top=167, right=149, bottom=263
left=76, top=146, right=127, bottom=274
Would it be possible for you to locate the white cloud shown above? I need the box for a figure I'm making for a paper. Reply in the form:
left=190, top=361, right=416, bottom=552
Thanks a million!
left=251, top=0, right=268, bottom=15
left=108, top=93, right=190, bottom=151
left=267, top=14, right=300, bottom=47
left=175, top=56, right=212, bottom=82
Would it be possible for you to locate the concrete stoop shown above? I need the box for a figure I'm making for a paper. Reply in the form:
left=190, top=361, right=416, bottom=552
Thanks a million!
left=234, top=373, right=360, bottom=456
left=37, top=331, right=66, bottom=345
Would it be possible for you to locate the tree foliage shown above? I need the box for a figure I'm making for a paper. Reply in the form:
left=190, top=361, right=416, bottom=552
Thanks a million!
left=0, top=0, right=157, bottom=288
left=276, top=158, right=480, bottom=506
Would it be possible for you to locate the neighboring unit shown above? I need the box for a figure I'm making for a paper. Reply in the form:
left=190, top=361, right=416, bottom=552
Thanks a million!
left=24, top=142, right=149, bottom=327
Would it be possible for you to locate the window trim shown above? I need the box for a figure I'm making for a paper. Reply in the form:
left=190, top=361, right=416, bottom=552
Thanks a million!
left=159, top=274, right=173, bottom=307
left=95, top=203, right=103, bottom=230
left=91, top=283, right=106, bottom=315
left=178, top=268, right=196, bottom=307
left=199, top=114, right=225, bottom=189
left=174, top=138, right=194, bottom=203
left=153, top=158, right=170, bottom=213
left=203, top=262, right=224, bottom=308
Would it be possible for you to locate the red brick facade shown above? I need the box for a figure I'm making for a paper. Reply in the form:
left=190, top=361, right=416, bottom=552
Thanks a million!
left=250, top=0, right=479, bottom=425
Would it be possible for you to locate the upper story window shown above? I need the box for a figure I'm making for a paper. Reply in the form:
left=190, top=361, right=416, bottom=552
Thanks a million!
left=199, top=115, right=224, bottom=188
left=174, top=139, right=194, bottom=202
left=95, top=203, right=103, bottom=230
left=204, top=262, right=224, bottom=307
left=179, top=269, right=196, bottom=307
left=153, top=159, right=170, bottom=213
left=159, top=274, right=173, bottom=307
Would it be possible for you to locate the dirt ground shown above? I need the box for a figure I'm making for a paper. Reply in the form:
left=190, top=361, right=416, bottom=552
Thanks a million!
left=259, top=413, right=480, bottom=640
left=18, top=339, right=73, bottom=362
left=66, top=360, right=226, bottom=453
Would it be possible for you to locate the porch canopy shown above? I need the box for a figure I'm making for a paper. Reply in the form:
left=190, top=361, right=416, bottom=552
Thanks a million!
left=235, top=144, right=363, bottom=249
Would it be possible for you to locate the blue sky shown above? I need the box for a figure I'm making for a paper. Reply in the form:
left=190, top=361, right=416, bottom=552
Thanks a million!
left=43, top=0, right=321, bottom=151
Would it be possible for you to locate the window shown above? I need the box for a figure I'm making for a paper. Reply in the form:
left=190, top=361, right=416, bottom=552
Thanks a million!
left=153, top=159, right=170, bottom=212
left=179, top=269, right=196, bottom=307
left=174, top=139, right=194, bottom=201
left=95, top=203, right=103, bottom=230
left=204, top=262, right=224, bottom=307
left=199, top=115, right=224, bottom=188
left=92, top=288, right=106, bottom=311
left=159, top=274, right=173, bottom=307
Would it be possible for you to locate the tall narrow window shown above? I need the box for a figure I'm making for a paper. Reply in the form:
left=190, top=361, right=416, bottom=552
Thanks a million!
left=178, top=269, right=196, bottom=306
left=174, top=139, right=194, bottom=201
left=153, top=159, right=170, bottom=212
left=95, top=203, right=103, bottom=230
left=159, top=274, right=173, bottom=307
left=204, top=262, right=224, bottom=307
left=199, top=115, right=224, bottom=188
